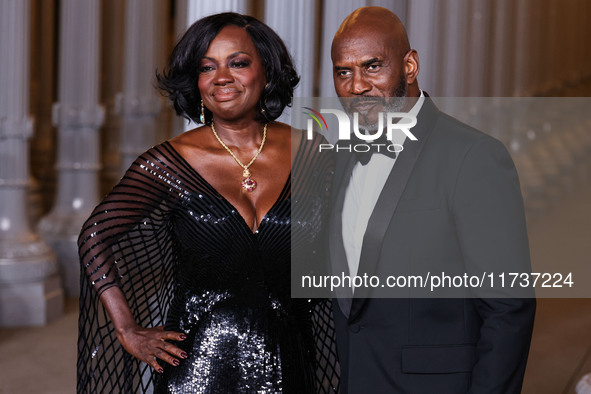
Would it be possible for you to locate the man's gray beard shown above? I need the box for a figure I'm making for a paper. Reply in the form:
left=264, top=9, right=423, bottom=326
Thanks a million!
left=358, top=78, right=408, bottom=132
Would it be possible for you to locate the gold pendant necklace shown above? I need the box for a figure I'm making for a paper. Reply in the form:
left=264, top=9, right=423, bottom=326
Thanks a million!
left=210, top=122, right=267, bottom=192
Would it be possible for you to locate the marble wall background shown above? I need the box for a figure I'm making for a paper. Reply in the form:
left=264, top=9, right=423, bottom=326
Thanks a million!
left=1, top=0, right=590, bottom=325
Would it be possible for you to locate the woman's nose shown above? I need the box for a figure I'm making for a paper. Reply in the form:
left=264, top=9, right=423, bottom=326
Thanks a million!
left=213, top=66, right=233, bottom=85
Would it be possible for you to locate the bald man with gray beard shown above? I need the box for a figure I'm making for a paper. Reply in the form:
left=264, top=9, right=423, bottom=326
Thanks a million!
left=327, top=7, right=535, bottom=394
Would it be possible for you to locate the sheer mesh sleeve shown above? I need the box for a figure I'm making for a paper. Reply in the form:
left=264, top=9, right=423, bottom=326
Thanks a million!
left=77, top=145, right=192, bottom=393
left=313, top=299, right=340, bottom=393
left=292, top=132, right=340, bottom=393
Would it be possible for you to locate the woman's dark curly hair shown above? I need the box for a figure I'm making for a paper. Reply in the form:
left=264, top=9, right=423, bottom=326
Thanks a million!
left=156, top=12, right=300, bottom=124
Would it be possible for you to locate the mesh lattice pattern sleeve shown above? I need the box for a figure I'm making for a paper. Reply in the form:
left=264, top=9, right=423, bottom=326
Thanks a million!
left=77, top=145, right=196, bottom=392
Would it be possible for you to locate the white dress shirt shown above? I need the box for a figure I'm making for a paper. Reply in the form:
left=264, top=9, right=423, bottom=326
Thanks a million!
left=342, top=92, right=425, bottom=280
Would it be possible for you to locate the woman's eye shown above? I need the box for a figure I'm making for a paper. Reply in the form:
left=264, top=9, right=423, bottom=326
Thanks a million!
left=230, top=60, right=249, bottom=68
left=199, top=65, right=214, bottom=73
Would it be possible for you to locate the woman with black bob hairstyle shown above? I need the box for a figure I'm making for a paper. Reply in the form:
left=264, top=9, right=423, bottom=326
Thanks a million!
left=157, top=12, right=299, bottom=125
left=77, top=11, right=338, bottom=394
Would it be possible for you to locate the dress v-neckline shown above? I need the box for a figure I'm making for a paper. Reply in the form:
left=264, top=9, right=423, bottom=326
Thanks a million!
left=164, top=141, right=290, bottom=235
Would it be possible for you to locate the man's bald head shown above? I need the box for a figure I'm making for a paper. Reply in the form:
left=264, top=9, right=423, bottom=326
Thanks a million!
left=333, top=7, right=410, bottom=61
left=330, top=6, right=420, bottom=126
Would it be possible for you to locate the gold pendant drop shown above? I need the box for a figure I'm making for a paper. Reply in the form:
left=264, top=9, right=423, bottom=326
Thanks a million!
left=210, top=122, right=267, bottom=193
left=241, top=169, right=257, bottom=192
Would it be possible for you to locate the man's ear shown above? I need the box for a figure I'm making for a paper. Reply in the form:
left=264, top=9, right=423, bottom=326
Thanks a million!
left=404, top=49, right=419, bottom=84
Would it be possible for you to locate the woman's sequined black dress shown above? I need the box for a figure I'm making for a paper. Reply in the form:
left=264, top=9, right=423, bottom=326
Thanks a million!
left=77, top=133, right=338, bottom=393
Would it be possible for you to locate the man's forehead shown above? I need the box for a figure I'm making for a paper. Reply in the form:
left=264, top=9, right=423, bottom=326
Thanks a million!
left=332, top=33, right=392, bottom=63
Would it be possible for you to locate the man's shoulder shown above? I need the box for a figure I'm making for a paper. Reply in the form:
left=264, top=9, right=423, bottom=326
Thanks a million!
left=428, top=109, right=505, bottom=153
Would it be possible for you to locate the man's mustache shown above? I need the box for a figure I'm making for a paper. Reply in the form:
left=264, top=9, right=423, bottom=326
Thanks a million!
left=350, top=96, right=383, bottom=105
left=346, top=96, right=385, bottom=111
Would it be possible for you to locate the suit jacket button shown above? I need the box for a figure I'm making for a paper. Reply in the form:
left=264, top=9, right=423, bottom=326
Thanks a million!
left=349, top=324, right=361, bottom=333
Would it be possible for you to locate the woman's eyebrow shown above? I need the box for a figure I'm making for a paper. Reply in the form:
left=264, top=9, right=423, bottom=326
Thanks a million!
left=201, top=51, right=250, bottom=62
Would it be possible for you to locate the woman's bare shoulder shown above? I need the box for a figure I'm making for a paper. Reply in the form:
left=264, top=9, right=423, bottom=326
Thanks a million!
left=168, top=125, right=211, bottom=155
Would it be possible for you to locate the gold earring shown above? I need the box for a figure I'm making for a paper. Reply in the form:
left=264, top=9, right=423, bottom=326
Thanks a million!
left=260, top=96, right=268, bottom=116
left=200, top=99, right=205, bottom=124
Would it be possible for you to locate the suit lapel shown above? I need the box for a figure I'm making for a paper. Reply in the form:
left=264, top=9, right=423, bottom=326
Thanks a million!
left=329, top=145, right=357, bottom=316
left=349, top=98, right=440, bottom=321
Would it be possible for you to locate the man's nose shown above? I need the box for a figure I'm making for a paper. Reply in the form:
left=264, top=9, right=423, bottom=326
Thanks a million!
left=213, top=66, right=233, bottom=85
left=351, top=72, right=371, bottom=95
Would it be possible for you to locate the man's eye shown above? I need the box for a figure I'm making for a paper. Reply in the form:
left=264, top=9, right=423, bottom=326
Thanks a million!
left=367, top=64, right=381, bottom=71
left=336, top=70, right=351, bottom=78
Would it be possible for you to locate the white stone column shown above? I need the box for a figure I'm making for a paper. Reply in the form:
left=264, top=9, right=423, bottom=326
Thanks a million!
left=0, top=0, right=63, bottom=326
left=116, top=0, right=164, bottom=174
left=38, top=0, right=104, bottom=297
left=100, top=0, right=126, bottom=193
left=319, top=0, right=369, bottom=97
left=489, top=0, right=516, bottom=97
left=461, top=0, right=493, bottom=134
left=265, top=0, right=317, bottom=98
left=406, top=0, right=442, bottom=96
left=437, top=0, right=470, bottom=98
left=155, top=0, right=173, bottom=144
left=173, top=0, right=247, bottom=133
left=176, top=0, right=247, bottom=33
left=29, top=0, right=58, bottom=224
left=466, top=0, right=492, bottom=97
left=264, top=0, right=317, bottom=124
